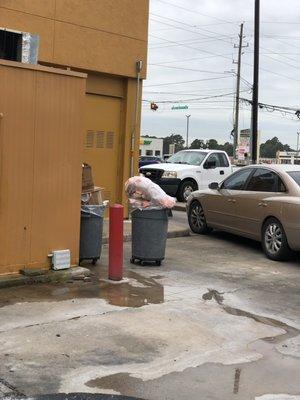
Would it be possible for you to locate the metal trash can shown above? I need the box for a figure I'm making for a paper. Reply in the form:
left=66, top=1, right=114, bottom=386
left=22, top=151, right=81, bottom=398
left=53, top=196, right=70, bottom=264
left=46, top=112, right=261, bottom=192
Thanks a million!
left=79, top=205, right=105, bottom=265
left=130, top=209, right=169, bottom=266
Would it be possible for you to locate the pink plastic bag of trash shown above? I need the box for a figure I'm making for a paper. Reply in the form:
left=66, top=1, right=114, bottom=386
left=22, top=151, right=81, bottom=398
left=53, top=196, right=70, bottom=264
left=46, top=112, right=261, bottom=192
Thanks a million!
left=125, top=176, right=176, bottom=210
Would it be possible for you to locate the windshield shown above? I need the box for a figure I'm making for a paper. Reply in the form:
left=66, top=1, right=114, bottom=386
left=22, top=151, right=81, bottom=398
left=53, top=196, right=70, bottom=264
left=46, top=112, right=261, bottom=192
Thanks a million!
left=287, top=171, right=300, bottom=186
left=167, top=151, right=207, bottom=166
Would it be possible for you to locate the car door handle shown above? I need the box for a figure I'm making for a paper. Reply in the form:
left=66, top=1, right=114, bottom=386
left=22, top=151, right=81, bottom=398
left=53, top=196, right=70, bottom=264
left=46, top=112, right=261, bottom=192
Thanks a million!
left=220, top=170, right=225, bottom=175
left=228, top=198, right=236, bottom=203
left=258, top=202, right=267, bottom=207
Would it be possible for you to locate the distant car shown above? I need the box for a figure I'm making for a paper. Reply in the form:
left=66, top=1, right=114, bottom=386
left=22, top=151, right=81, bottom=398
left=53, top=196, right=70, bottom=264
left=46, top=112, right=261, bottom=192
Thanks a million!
left=187, top=164, right=300, bottom=261
left=139, top=156, right=162, bottom=168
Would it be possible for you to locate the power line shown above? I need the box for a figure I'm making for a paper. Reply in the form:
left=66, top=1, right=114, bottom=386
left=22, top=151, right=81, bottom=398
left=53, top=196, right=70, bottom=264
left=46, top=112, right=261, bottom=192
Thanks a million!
left=144, top=76, right=232, bottom=88
left=153, top=0, right=235, bottom=24
left=148, top=63, right=228, bottom=74
left=150, top=33, right=299, bottom=84
left=150, top=12, right=236, bottom=42
left=143, top=87, right=247, bottom=95
left=267, top=37, right=300, bottom=52
left=259, top=44, right=300, bottom=64
left=240, top=98, right=300, bottom=119
left=148, top=33, right=234, bottom=62
left=149, top=17, right=234, bottom=46
left=144, top=91, right=242, bottom=104
left=148, top=53, right=236, bottom=64
left=148, top=35, right=232, bottom=50
left=262, top=54, right=299, bottom=70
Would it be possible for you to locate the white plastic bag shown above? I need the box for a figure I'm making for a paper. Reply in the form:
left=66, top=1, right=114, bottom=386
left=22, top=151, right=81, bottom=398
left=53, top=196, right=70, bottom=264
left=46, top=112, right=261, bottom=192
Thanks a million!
left=125, top=176, right=176, bottom=210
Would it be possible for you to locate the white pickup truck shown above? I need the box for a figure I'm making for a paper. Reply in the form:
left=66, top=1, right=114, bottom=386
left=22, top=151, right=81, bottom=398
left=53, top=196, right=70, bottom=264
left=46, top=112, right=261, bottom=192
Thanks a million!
left=140, top=149, right=233, bottom=202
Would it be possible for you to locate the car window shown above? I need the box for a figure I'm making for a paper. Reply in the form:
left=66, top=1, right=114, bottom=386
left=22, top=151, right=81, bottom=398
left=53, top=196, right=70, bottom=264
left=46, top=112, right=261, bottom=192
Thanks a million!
left=246, top=168, right=285, bottom=192
left=206, top=153, right=221, bottom=167
left=287, top=171, right=300, bottom=186
left=222, top=168, right=253, bottom=190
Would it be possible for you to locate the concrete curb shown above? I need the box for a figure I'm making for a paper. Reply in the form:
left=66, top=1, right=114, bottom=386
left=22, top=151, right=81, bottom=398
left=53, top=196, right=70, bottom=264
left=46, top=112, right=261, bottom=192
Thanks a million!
left=0, top=266, right=91, bottom=289
left=102, top=228, right=190, bottom=245
left=173, top=204, right=186, bottom=212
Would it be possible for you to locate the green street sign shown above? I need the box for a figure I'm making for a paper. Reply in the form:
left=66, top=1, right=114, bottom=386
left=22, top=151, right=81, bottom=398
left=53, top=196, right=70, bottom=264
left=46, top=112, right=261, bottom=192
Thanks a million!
left=171, top=105, right=189, bottom=110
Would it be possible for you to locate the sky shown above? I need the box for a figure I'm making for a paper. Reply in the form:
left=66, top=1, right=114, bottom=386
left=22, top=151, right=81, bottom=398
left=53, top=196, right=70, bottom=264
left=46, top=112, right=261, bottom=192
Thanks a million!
left=141, top=0, right=300, bottom=148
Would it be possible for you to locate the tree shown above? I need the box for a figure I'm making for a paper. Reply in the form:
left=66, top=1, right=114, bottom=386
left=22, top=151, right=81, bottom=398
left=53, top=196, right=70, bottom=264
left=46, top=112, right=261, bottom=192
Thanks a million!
left=163, top=134, right=185, bottom=154
left=221, top=142, right=234, bottom=157
left=189, top=138, right=233, bottom=156
left=260, top=137, right=293, bottom=158
left=206, top=139, right=219, bottom=150
left=189, top=139, right=206, bottom=149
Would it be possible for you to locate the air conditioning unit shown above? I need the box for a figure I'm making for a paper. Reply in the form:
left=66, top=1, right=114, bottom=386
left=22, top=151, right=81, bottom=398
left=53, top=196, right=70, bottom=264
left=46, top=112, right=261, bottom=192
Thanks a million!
left=51, top=250, right=71, bottom=271
left=0, top=27, right=39, bottom=64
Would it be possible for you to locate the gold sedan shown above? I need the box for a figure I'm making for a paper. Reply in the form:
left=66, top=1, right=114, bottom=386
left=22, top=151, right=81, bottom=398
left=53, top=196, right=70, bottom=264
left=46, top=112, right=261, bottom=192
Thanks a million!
left=187, top=164, right=300, bottom=261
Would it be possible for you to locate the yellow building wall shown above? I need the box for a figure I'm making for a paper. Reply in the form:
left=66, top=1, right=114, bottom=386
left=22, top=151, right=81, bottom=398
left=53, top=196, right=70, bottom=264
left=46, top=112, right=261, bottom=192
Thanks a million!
left=83, top=74, right=141, bottom=208
left=0, top=0, right=148, bottom=212
left=0, top=60, right=86, bottom=275
left=0, top=0, right=148, bottom=78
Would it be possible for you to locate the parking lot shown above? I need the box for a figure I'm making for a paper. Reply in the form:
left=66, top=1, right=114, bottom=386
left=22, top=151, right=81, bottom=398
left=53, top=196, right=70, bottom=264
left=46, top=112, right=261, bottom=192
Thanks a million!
left=0, top=226, right=299, bottom=400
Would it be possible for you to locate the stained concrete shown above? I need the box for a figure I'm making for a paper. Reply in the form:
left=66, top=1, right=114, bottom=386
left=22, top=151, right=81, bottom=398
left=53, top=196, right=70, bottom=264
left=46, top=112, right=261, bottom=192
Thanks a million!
left=0, top=229, right=299, bottom=400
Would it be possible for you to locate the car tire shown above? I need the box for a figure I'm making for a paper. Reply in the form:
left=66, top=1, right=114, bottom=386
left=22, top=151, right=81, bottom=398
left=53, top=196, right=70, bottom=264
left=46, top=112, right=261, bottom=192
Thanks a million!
left=262, top=217, right=292, bottom=261
left=188, top=201, right=212, bottom=235
left=177, top=180, right=197, bottom=202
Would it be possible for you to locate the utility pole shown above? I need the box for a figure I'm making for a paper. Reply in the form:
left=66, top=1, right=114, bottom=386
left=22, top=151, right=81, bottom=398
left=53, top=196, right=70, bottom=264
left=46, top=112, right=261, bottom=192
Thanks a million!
left=233, top=23, right=248, bottom=159
left=296, top=131, right=300, bottom=162
left=186, top=114, right=191, bottom=148
left=251, top=0, right=260, bottom=164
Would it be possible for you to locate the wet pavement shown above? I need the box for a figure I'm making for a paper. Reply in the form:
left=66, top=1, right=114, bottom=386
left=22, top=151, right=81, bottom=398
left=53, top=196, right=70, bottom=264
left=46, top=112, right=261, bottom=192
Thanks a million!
left=0, top=271, right=164, bottom=309
left=0, top=231, right=299, bottom=400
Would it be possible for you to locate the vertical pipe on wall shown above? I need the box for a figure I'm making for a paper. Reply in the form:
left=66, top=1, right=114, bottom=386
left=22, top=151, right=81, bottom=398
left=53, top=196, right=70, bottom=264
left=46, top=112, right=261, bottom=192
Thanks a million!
left=130, top=61, right=143, bottom=177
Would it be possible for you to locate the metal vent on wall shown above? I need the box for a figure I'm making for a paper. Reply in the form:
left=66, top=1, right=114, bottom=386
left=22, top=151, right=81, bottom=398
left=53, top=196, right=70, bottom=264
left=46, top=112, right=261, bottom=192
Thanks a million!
left=85, top=130, right=94, bottom=148
left=106, top=131, right=114, bottom=149
left=96, top=131, right=105, bottom=148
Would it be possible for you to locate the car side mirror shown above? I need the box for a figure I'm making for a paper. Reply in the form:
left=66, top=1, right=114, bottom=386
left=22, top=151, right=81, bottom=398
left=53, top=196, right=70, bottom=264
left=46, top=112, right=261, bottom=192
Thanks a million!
left=209, top=182, right=219, bottom=190
left=204, top=160, right=216, bottom=169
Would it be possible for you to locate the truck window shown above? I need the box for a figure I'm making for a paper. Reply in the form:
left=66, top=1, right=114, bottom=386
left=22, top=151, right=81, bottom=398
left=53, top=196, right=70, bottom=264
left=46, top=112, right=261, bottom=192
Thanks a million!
left=218, top=153, right=229, bottom=167
left=206, top=153, right=220, bottom=167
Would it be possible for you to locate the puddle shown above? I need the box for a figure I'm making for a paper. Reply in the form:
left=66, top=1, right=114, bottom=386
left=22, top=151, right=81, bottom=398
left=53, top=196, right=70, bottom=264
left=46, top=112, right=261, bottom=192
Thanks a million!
left=0, top=271, right=164, bottom=309
left=98, top=272, right=164, bottom=308
left=202, top=289, right=224, bottom=304
left=86, top=373, right=140, bottom=392
left=85, top=358, right=300, bottom=399
left=202, top=289, right=299, bottom=344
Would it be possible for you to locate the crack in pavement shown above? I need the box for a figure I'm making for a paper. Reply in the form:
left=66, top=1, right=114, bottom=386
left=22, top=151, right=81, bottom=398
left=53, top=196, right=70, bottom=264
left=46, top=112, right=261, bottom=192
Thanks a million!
left=0, top=377, right=25, bottom=397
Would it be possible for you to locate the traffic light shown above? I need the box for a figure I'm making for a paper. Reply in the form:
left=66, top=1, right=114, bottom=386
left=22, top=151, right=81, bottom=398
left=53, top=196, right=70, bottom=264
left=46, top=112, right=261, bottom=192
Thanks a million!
left=150, top=102, right=158, bottom=111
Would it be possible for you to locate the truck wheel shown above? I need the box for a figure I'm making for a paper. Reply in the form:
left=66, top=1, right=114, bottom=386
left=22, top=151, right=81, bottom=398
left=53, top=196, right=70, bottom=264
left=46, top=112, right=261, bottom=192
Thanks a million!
left=177, top=180, right=197, bottom=202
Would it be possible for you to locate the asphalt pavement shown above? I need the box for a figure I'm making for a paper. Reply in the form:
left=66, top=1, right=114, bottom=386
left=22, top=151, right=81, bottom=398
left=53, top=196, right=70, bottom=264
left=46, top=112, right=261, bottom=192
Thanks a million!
left=0, top=224, right=299, bottom=400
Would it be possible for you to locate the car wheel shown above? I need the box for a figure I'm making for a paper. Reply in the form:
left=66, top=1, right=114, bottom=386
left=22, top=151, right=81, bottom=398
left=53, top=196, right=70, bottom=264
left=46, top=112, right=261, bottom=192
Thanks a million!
left=177, top=180, right=197, bottom=202
left=188, top=201, right=211, bottom=234
left=262, top=218, right=292, bottom=261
